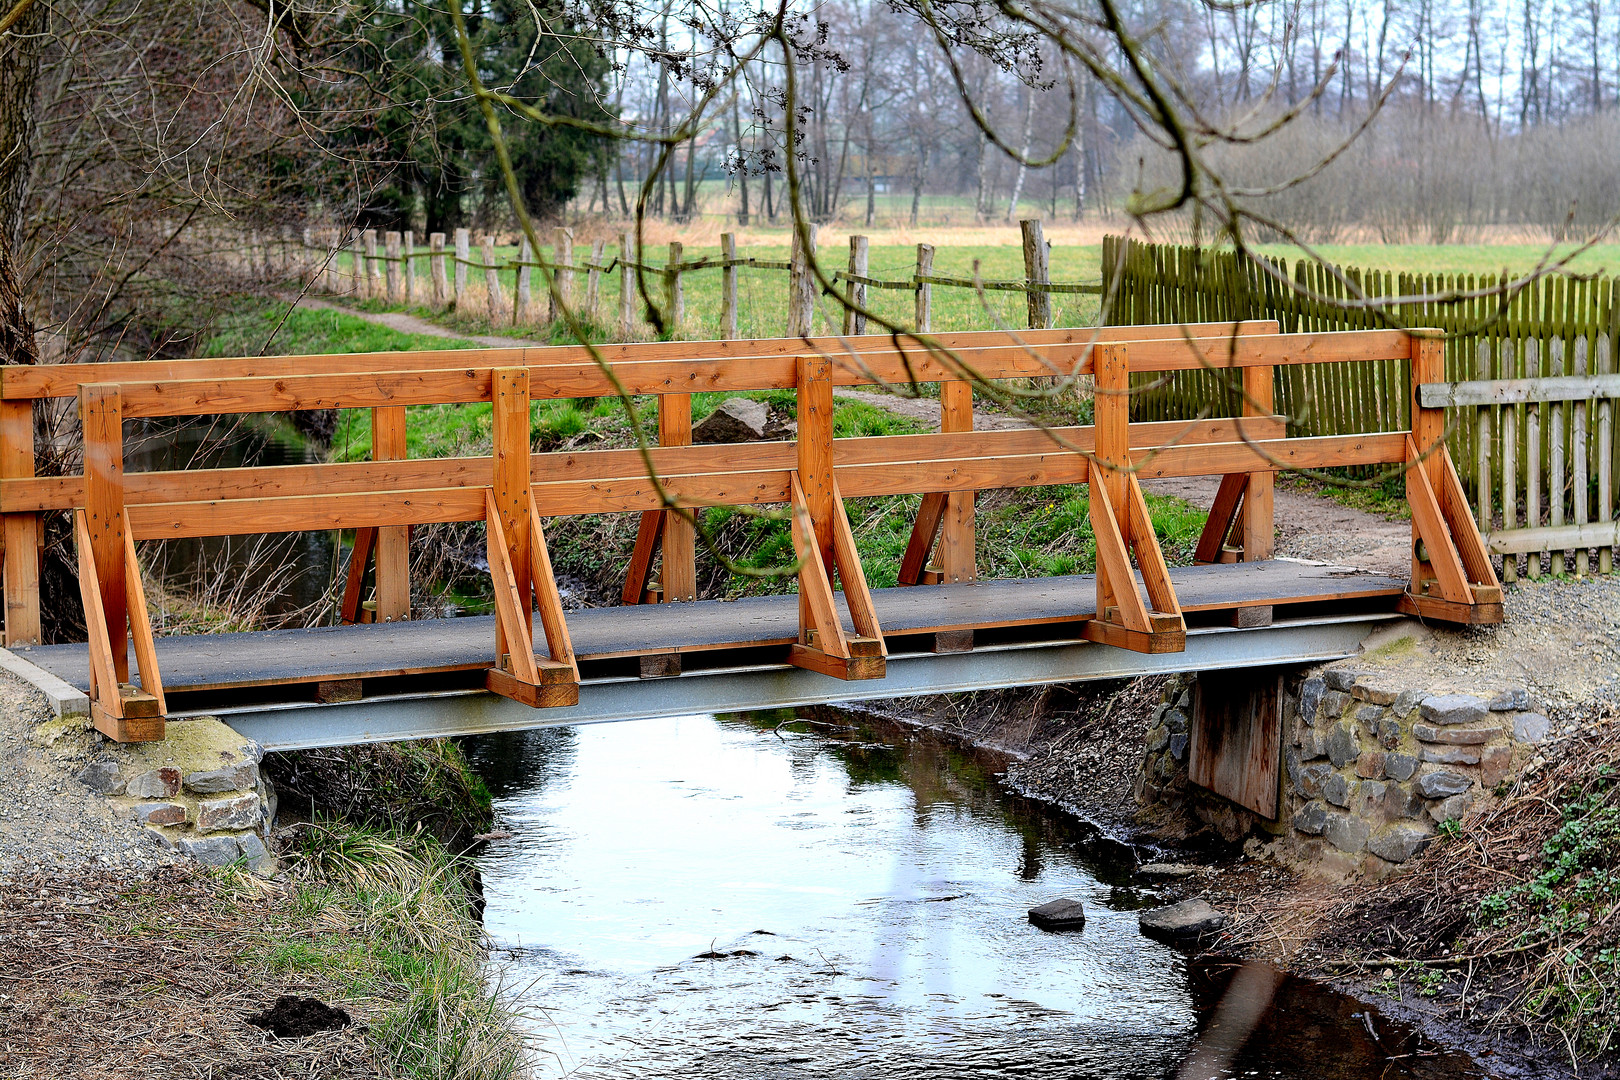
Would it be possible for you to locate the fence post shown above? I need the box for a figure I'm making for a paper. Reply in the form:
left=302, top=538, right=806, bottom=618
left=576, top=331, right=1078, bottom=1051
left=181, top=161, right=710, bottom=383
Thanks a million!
left=454, top=228, right=470, bottom=309
left=372, top=406, right=410, bottom=621
left=1500, top=338, right=1518, bottom=583
left=720, top=232, right=738, bottom=340
left=301, top=227, right=314, bottom=286
left=1574, top=335, right=1589, bottom=577
left=1021, top=219, right=1051, bottom=329
left=659, top=394, right=696, bottom=602
left=348, top=231, right=364, bottom=297
left=80, top=385, right=128, bottom=684
left=429, top=233, right=448, bottom=307
left=514, top=236, right=533, bottom=325
left=789, top=226, right=817, bottom=337
left=913, top=243, right=934, bottom=333
left=843, top=235, right=868, bottom=336
left=384, top=231, right=401, bottom=302
left=585, top=239, right=605, bottom=318
left=551, top=227, right=573, bottom=323
left=1, top=399, right=39, bottom=646
left=1599, top=332, right=1614, bottom=575
left=482, top=235, right=504, bottom=324
left=618, top=231, right=634, bottom=340
left=402, top=230, right=416, bottom=304
left=492, top=368, right=532, bottom=664
left=363, top=229, right=380, bottom=298
left=665, top=241, right=684, bottom=332
left=1550, top=337, right=1566, bottom=577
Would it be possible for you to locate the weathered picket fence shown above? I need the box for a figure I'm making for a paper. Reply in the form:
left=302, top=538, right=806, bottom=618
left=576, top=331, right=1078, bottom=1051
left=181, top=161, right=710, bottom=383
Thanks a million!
left=264, top=221, right=1101, bottom=339
left=1101, top=235, right=1620, bottom=579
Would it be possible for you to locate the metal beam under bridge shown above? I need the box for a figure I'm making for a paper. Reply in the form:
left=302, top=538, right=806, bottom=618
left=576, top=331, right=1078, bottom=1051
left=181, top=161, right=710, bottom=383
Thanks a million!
left=211, top=615, right=1394, bottom=752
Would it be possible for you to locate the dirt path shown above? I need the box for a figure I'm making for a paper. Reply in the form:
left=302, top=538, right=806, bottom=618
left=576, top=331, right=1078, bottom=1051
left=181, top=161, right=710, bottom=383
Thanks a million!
left=293, top=296, right=1411, bottom=572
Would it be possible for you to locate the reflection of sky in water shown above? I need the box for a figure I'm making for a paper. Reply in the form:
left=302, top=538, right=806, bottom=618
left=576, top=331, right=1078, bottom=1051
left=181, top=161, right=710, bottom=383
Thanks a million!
left=472, top=715, right=1192, bottom=1079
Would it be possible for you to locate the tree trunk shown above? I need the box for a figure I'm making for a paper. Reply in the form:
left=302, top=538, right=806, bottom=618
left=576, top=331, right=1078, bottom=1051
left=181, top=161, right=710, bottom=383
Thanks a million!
left=1, top=0, right=46, bottom=366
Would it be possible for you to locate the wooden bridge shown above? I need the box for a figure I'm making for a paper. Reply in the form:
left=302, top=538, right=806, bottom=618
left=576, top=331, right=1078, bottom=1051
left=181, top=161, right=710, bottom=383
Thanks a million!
left=0, top=322, right=1502, bottom=748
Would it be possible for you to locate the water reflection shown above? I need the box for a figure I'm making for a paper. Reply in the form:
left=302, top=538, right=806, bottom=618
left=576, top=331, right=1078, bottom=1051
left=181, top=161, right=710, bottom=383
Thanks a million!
left=466, top=713, right=1481, bottom=1080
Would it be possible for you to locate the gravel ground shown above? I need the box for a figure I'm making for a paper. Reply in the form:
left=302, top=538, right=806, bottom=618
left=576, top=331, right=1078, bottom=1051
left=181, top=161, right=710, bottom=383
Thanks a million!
left=0, top=675, right=176, bottom=877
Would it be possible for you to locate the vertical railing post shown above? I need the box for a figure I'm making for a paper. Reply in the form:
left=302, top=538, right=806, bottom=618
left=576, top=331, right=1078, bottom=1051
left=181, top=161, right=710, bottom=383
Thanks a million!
left=363, top=229, right=380, bottom=298
left=796, top=353, right=836, bottom=643
left=492, top=368, right=532, bottom=662
left=514, top=236, right=533, bottom=325
left=384, top=231, right=401, bottom=302
left=1241, top=363, right=1275, bottom=561
left=665, top=241, right=684, bottom=333
left=80, top=385, right=128, bottom=682
left=939, top=380, right=975, bottom=584
left=453, top=228, right=470, bottom=309
left=1021, top=219, right=1051, bottom=330
left=618, top=231, right=635, bottom=341
left=659, top=393, right=696, bottom=602
left=403, top=230, right=416, bottom=304
left=844, top=235, right=868, bottom=336
left=1, top=397, right=40, bottom=646
left=1410, top=330, right=1450, bottom=591
left=913, top=243, right=934, bottom=333
left=372, top=406, right=410, bottom=622
left=720, top=233, right=738, bottom=340
left=551, top=227, right=574, bottom=323
left=482, top=235, right=505, bottom=324
left=429, top=232, right=448, bottom=307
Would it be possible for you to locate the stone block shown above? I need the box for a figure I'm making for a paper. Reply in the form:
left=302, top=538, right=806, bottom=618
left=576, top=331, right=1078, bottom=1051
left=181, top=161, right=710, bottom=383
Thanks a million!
left=1354, top=703, right=1386, bottom=725
left=1028, top=898, right=1087, bottom=931
left=1381, top=782, right=1425, bottom=820
left=1139, top=899, right=1227, bottom=945
left=1391, top=689, right=1425, bottom=716
left=184, top=762, right=258, bottom=795
left=1324, top=772, right=1352, bottom=808
left=1168, top=733, right=1188, bottom=761
left=235, top=831, right=275, bottom=873
left=1368, top=822, right=1435, bottom=863
left=1292, top=802, right=1329, bottom=834
left=1298, top=763, right=1333, bottom=799
left=1320, top=690, right=1351, bottom=721
left=1421, top=745, right=1483, bottom=766
left=1429, top=792, right=1474, bottom=823
left=1299, top=678, right=1325, bottom=724
left=1352, top=680, right=1399, bottom=706
left=1376, top=718, right=1402, bottom=749
left=1416, top=770, right=1474, bottom=798
left=1146, top=726, right=1170, bottom=752
left=126, top=768, right=181, bottom=799
left=692, top=397, right=769, bottom=443
left=1481, top=745, right=1513, bottom=788
left=1354, top=780, right=1388, bottom=815
left=1175, top=687, right=1191, bottom=709
left=1327, top=723, right=1360, bottom=768
left=1356, top=752, right=1387, bottom=780
left=141, top=827, right=175, bottom=851
left=1323, top=812, right=1371, bottom=853
left=1489, top=688, right=1530, bottom=712
left=1162, top=708, right=1188, bottom=734
left=196, top=793, right=260, bottom=833
left=177, top=834, right=242, bottom=866
left=1512, top=713, right=1550, bottom=744
left=1384, top=753, right=1419, bottom=782
left=1299, top=728, right=1327, bottom=761
left=1324, top=669, right=1358, bottom=692
left=75, top=759, right=125, bottom=795
left=1413, top=723, right=1494, bottom=745
left=1420, top=694, right=1489, bottom=726
left=132, top=802, right=187, bottom=826
left=1150, top=703, right=1168, bottom=725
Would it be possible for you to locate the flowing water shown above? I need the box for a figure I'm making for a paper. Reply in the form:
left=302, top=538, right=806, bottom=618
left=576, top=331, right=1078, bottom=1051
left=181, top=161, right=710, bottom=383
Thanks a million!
left=465, top=712, right=1481, bottom=1080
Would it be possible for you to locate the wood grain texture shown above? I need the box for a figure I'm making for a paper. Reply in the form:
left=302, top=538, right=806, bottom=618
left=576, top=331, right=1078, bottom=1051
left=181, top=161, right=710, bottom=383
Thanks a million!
left=123, top=529, right=166, bottom=715
left=939, top=379, right=976, bottom=583
left=492, top=370, right=531, bottom=659
left=1, top=398, right=38, bottom=645
left=372, top=406, right=410, bottom=622
left=1190, top=670, right=1281, bottom=819
left=789, top=472, right=849, bottom=658
left=484, top=490, right=538, bottom=686
left=74, top=511, right=120, bottom=716
left=81, top=385, right=128, bottom=682
left=658, top=394, right=696, bottom=601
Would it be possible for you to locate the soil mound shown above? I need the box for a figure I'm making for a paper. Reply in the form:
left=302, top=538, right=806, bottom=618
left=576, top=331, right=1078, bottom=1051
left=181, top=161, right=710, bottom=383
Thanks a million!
left=247, top=995, right=351, bottom=1038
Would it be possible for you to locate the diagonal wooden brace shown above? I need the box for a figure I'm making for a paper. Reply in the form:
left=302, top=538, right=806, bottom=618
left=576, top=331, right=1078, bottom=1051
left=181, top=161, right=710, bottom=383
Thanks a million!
left=75, top=511, right=164, bottom=741
left=1399, top=437, right=1503, bottom=625
left=1194, top=473, right=1249, bottom=564
left=1083, top=471, right=1186, bottom=654
left=787, top=472, right=884, bottom=680
left=484, top=491, right=578, bottom=707
left=621, top=509, right=665, bottom=604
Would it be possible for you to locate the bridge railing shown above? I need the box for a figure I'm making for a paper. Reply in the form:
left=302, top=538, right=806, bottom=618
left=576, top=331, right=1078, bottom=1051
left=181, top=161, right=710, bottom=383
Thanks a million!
left=0, top=323, right=1501, bottom=741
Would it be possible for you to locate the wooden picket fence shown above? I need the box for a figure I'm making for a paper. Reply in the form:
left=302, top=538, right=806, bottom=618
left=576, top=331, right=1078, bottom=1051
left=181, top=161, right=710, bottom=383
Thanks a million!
left=1101, top=236, right=1620, bottom=578
left=262, top=221, right=1101, bottom=340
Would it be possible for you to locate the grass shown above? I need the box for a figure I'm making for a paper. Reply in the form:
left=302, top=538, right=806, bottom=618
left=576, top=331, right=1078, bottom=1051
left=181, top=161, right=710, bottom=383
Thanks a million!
left=204, top=297, right=483, bottom=358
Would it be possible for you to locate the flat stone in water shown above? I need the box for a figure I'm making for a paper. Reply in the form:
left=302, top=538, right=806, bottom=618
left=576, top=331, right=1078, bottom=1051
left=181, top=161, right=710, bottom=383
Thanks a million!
left=1139, top=898, right=1227, bottom=946
left=1136, top=862, right=1199, bottom=880
left=1027, top=898, right=1087, bottom=931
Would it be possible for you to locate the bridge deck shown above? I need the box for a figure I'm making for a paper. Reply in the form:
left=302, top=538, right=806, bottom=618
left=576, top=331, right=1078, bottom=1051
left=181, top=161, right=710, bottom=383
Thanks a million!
left=22, top=559, right=1402, bottom=713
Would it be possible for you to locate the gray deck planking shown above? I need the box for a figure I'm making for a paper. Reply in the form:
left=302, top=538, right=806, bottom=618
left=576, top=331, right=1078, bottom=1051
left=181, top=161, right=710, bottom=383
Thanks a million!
left=20, top=560, right=1403, bottom=693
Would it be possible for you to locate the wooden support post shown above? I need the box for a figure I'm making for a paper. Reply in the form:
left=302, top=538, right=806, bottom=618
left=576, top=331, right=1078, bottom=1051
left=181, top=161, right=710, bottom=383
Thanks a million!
left=371, top=407, right=410, bottom=621
left=1020, top=219, right=1051, bottom=330
left=81, top=385, right=128, bottom=682
left=658, top=394, right=696, bottom=601
left=720, top=233, right=738, bottom=340
left=665, top=241, right=684, bottom=332
left=551, top=227, right=573, bottom=323
left=622, top=510, right=664, bottom=604
left=1, top=399, right=40, bottom=646
left=789, top=226, right=816, bottom=337
left=914, top=243, right=934, bottom=333
left=453, top=228, right=470, bottom=308
left=844, top=235, right=868, bottom=336
left=492, top=369, right=531, bottom=662
left=429, top=233, right=448, bottom=307
left=797, top=353, right=836, bottom=642
left=586, top=239, right=606, bottom=318
left=384, top=231, right=401, bottom=302
left=1239, top=360, right=1275, bottom=626
left=482, top=236, right=504, bottom=324
left=514, top=236, right=533, bottom=324
left=938, top=380, right=976, bottom=584
left=618, top=231, right=635, bottom=340
left=402, top=230, right=415, bottom=303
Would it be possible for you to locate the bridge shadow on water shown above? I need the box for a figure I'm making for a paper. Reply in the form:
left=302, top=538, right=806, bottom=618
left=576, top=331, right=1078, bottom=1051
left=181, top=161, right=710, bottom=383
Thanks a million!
left=460, top=710, right=1481, bottom=1080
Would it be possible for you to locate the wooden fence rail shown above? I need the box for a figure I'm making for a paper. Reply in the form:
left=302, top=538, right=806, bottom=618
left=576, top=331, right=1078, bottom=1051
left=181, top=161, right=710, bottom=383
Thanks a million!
left=1102, top=235, right=1620, bottom=579
left=4, top=323, right=1501, bottom=741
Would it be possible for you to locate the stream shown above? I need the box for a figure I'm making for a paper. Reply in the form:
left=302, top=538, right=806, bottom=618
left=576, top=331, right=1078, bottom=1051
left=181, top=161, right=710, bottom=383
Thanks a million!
left=464, top=711, right=1481, bottom=1080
